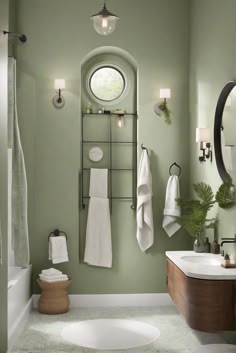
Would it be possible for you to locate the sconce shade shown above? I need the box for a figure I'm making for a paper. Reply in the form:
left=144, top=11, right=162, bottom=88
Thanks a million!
left=160, top=88, right=171, bottom=99
left=196, top=128, right=210, bottom=143
left=54, top=79, right=65, bottom=90
left=90, top=2, right=119, bottom=36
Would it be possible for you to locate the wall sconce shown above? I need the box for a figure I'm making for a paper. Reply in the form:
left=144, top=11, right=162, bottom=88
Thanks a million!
left=53, top=79, right=65, bottom=108
left=154, top=88, right=172, bottom=124
left=196, top=128, right=212, bottom=162
left=90, top=1, right=119, bottom=36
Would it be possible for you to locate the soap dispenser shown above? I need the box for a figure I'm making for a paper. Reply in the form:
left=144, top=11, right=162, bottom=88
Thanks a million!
left=204, top=237, right=210, bottom=253
left=211, top=239, right=220, bottom=254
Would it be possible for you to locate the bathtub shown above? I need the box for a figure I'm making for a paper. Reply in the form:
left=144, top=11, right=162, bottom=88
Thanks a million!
left=8, top=265, right=32, bottom=347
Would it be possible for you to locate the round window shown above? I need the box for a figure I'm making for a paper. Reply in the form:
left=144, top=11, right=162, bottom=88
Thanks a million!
left=89, top=66, right=125, bottom=102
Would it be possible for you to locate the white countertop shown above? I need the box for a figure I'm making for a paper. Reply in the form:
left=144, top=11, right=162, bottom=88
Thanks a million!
left=166, top=251, right=236, bottom=280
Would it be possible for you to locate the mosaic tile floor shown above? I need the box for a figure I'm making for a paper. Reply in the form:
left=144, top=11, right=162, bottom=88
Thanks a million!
left=10, top=306, right=236, bottom=353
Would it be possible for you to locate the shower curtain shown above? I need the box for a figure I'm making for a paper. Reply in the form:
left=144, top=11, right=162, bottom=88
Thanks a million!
left=8, top=57, right=30, bottom=267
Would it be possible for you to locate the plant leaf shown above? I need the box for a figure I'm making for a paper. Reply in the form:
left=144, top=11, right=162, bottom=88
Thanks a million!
left=215, top=182, right=235, bottom=209
left=193, top=182, right=215, bottom=206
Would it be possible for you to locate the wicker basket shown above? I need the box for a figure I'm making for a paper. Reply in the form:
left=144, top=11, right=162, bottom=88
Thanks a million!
left=37, top=279, right=71, bottom=314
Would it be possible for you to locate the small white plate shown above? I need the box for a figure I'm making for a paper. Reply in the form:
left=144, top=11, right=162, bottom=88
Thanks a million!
left=89, top=147, right=103, bottom=162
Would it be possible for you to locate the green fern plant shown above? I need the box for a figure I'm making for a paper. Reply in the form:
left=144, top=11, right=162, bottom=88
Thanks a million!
left=215, top=182, right=235, bottom=209
left=158, top=101, right=171, bottom=125
left=176, top=182, right=235, bottom=238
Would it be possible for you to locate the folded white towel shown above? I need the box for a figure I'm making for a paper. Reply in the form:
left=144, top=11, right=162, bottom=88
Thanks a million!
left=89, top=168, right=108, bottom=198
left=49, top=236, right=69, bottom=264
left=41, top=268, right=62, bottom=276
left=136, top=150, right=154, bottom=252
left=84, top=197, right=112, bottom=268
left=39, top=275, right=69, bottom=283
left=162, top=175, right=181, bottom=237
left=39, top=274, right=68, bottom=281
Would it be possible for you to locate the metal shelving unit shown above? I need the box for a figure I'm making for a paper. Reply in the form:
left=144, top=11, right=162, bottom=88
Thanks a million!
left=80, top=112, right=138, bottom=210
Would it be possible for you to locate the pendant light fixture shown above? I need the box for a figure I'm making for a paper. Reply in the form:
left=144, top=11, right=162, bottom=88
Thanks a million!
left=90, top=1, right=119, bottom=36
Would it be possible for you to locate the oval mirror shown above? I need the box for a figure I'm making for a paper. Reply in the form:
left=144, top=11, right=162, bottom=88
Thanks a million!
left=214, top=81, right=236, bottom=183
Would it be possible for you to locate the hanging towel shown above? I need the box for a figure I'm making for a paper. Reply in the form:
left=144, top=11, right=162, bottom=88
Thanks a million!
left=136, top=150, right=154, bottom=252
left=221, top=130, right=233, bottom=172
left=49, top=236, right=69, bottom=264
left=223, top=146, right=233, bottom=172
left=89, top=168, right=108, bottom=198
left=84, top=168, right=112, bottom=268
left=162, top=175, right=181, bottom=237
left=8, top=57, right=30, bottom=267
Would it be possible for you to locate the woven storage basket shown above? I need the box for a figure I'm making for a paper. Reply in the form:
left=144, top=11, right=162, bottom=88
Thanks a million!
left=37, top=279, right=71, bottom=314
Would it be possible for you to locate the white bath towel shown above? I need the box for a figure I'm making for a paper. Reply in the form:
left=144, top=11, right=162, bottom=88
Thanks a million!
left=41, top=268, right=63, bottom=276
left=221, top=131, right=233, bottom=172
left=136, top=150, right=154, bottom=252
left=39, top=274, right=68, bottom=282
left=89, top=168, right=108, bottom=198
left=49, top=236, right=69, bottom=264
left=162, top=176, right=181, bottom=237
left=84, top=197, right=112, bottom=268
left=223, top=146, right=233, bottom=172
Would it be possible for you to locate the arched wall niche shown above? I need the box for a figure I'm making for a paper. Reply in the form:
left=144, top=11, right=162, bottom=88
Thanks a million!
left=81, top=46, right=138, bottom=113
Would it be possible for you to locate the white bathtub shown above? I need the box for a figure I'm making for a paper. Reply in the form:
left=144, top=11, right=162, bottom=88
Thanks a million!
left=8, top=265, right=32, bottom=347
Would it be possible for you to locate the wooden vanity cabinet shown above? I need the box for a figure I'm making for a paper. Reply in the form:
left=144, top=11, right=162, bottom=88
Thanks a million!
left=167, top=258, right=236, bottom=332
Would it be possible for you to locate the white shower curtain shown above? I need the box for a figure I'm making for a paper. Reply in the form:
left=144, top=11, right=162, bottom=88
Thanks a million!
left=8, top=57, right=30, bottom=267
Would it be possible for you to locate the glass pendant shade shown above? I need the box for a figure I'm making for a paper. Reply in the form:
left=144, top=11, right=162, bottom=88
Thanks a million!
left=91, top=3, right=119, bottom=36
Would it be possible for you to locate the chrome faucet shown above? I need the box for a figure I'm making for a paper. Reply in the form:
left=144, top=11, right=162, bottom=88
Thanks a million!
left=220, top=235, right=236, bottom=247
left=220, top=235, right=236, bottom=260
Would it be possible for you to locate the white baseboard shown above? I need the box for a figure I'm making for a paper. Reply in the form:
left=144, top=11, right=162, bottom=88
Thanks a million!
left=8, top=297, right=33, bottom=351
left=33, top=293, right=173, bottom=308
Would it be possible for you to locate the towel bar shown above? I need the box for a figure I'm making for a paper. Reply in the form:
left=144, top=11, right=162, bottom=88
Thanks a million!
left=48, top=229, right=67, bottom=241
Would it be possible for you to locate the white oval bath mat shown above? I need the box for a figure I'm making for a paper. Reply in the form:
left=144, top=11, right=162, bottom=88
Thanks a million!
left=61, top=319, right=160, bottom=350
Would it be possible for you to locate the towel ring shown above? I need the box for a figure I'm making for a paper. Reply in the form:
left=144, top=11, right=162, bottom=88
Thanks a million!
left=169, top=162, right=181, bottom=177
left=48, top=229, right=68, bottom=241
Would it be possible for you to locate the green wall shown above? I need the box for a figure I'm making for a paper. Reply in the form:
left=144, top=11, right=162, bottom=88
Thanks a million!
left=15, top=0, right=192, bottom=294
left=189, top=0, right=236, bottom=248
left=0, top=0, right=9, bottom=350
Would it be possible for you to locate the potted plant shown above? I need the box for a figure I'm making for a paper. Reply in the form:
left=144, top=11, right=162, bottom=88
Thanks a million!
left=176, top=182, right=235, bottom=252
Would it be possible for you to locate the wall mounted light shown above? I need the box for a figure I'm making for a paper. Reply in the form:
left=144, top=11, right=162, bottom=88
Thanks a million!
left=90, top=1, right=119, bottom=36
left=53, top=79, right=65, bottom=108
left=117, top=115, right=124, bottom=128
left=196, top=128, right=212, bottom=163
left=154, top=88, right=172, bottom=124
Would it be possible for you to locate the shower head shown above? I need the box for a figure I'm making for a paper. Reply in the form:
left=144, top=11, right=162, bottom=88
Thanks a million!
left=3, top=30, right=27, bottom=43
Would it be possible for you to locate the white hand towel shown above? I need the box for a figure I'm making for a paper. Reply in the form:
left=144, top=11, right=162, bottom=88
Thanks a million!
left=136, top=150, right=154, bottom=252
left=41, top=268, right=62, bottom=276
left=49, top=236, right=69, bottom=264
left=224, top=146, right=233, bottom=172
left=39, top=273, right=68, bottom=282
left=162, top=175, right=181, bottom=237
left=89, top=168, right=108, bottom=198
left=84, top=197, right=112, bottom=268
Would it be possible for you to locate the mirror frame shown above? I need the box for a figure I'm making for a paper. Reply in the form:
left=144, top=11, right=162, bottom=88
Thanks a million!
left=214, top=80, right=236, bottom=183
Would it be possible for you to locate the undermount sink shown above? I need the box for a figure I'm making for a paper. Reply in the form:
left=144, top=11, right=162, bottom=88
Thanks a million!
left=181, top=255, right=221, bottom=266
